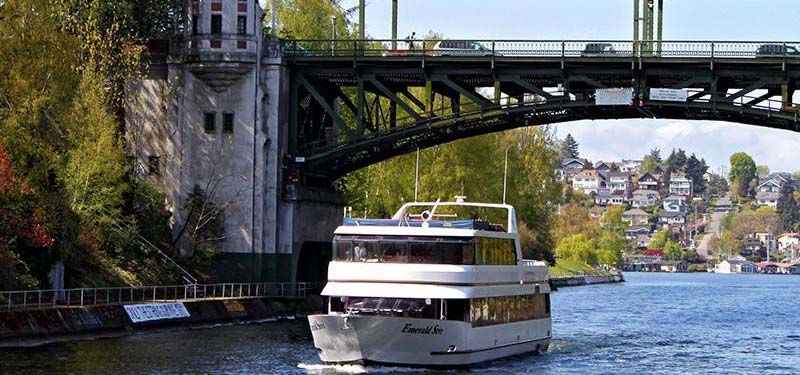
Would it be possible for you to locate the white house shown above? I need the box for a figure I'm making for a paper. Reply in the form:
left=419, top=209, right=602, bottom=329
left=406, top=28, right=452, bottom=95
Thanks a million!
left=754, top=232, right=776, bottom=255
left=630, top=189, right=661, bottom=208
left=607, top=172, right=633, bottom=192
left=572, top=169, right=605, bottom=194
left=619, top=159, right=642, bottom=174
left=669, top=172, right=693, bottom=197
left=778, top=233, right=800, bottom=253
left=658, top=211, right=686, bottom=226
left=623, top=208, right=650, bottom=226
left=756, top=191, right=779, bottom=208
left=663, top=195, right=688, bottom=213
left=716, top=259, right=758, bottom=273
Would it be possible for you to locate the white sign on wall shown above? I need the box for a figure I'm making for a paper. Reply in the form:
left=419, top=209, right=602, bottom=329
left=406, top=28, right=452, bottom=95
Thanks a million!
left=124, top=302, right=191, bottom=323
left=650, top=88, right=688, bottom=102
left=595, top=88, right=633, bottom=106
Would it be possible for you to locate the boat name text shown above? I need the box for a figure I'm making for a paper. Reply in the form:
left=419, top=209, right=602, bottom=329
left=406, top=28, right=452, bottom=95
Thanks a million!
left=401, top=323, right=444, bottom=335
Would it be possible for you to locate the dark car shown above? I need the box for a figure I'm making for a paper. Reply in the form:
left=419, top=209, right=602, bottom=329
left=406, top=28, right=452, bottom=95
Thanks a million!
left=582, top=43, right=617, bottom=56
left=755, top=44, right=800, bottom=58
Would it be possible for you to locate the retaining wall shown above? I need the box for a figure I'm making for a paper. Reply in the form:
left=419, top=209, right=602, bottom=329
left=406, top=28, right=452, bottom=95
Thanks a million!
left=0, top=296, right=324, bottom=347
left=551, top=274, right=625, bottom=288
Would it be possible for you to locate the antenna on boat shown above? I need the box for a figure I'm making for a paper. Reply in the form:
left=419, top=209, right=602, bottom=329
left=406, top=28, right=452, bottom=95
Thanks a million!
left=414, top=148, right=420, bottom=202
left=502, top=147, right=509, bottom=204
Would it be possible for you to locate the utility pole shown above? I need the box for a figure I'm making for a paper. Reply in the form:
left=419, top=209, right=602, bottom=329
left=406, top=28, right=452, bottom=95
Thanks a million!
left=391, top=0, right=398, bottom=50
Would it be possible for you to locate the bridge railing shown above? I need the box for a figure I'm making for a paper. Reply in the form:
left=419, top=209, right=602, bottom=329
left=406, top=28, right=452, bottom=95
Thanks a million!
left=286, top=39, right=800, bottom=59
left=0, top=282, right=324, bottom=311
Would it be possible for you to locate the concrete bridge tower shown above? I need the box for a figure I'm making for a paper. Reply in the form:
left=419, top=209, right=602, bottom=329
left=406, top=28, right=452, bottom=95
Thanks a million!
left=126, top=0, right=343, bottom=284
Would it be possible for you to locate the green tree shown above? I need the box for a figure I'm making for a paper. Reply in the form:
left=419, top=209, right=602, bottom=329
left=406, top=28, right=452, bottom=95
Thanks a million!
left=597, top=230, right=625, bottom=267
left=729, top=152, right=756, bottom=197
left=649, top=228, right=671, bottom=249
left=560, top=133, right=579, bottom=159
left=756, top=165, right=770, bottom=177
left=641, top=148, right=662, bottom=174
left=777, top=182, right=799, bottom=231
left=555, top=233, right=597, bottom=265
left=686, top=153, right=708, bottom=194
left=663, top=239, right=683, bottom=260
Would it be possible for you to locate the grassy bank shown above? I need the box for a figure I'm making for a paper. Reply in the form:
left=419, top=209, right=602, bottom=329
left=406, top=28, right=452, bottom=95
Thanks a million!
left=549, top=259, right=614, bottom=278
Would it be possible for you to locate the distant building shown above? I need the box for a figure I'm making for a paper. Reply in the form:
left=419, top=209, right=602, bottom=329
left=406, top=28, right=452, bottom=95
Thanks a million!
left=754, top=233, right=776, bottom=256
left=619, top=159, right=642, bottom=174
left=637, top=172, right=661, bottom=191
left=669, top=172, right=693, bottom=197
left=777, top=233, right=800, bottom=253
left=623, top=208, right=650, bottom=226
left=756, top=191, right=779, bottom=208
left=663, top=195, right=688, bottom=213
left=630, top=189, right=661, bottom=208
left=595, top=189, right=626, bottom=206
left=594, top=161, right=612, bottom=172
left=757, top=179, right=782, bottom=193
left=658, top=211, right=686, bottom=226
left=716, top=258, right=758, bottom=273
left=607, top=172, right=633, bottom=192
left=559, top=158, right=586, bottom=182
left=660, top=260, right=688, bottom=273
left=572, top=169, right=605, bottom=194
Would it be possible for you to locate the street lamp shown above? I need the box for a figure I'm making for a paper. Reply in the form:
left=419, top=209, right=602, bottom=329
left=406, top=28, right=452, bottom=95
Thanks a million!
left=331, top=15, right=337, bottom=55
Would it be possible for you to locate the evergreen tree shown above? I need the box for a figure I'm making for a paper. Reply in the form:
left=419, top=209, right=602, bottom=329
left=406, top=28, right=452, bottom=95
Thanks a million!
left=563, top=133, right=579, bottom=159
left=686, top=153, right=708, bottom=194
left=641, top=148, right=662, bottom=174
left=777, top=183, right=799, bottom=231
left=729, top=152, right=757, bottom=197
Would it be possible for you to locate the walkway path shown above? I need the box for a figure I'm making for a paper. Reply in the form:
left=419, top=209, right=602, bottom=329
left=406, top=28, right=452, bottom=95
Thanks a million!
left=696, top=192, right=732, bottom=258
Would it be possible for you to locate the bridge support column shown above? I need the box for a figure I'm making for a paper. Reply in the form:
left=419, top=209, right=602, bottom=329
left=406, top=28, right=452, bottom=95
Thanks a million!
left=425, top=78, right=433, bottom=116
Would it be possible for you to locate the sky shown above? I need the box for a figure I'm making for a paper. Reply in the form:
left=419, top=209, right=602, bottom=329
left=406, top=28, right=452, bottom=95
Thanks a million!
left=331, top=0, right=800, bottom=173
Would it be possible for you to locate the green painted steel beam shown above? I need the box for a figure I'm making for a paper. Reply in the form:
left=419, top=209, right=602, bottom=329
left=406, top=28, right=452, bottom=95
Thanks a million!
left=366, top=75, right=423, bottom=121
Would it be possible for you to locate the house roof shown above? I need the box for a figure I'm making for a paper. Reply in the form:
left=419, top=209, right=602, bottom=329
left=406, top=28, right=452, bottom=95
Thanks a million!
left=562, top=158, right=584, bottom=167
left=635, top=234, right=651, bottom=242
left=626, top=226, right=651, bottom=233
left=643, top=249, right=664, bottom=256
left=574, top=169, right=601, bottom=179
left=594, top=161, right=610, bottom=168
left=607, top=172, right=632, bottom=179
left=638, top=172, right=659, bottom=181
left=624, top=208, right=649, bottom=216
left=664, top=195, right=687, bottom=201
left=758, top=179, right=782, bottom=188
left=658, top=211, right=685, bottom=218
left=632, top=189, right=660, bottom=196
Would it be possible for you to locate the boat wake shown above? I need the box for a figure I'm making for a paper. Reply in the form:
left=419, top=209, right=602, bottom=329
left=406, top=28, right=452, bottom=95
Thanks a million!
left=297, top=363, right=445, bottom=374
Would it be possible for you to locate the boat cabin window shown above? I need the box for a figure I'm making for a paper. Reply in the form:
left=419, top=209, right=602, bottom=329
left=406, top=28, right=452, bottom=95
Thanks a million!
left=476, top=237, right=517, bottom=265
left=470, top=294, right=550, bottom=327
left=328, top=295, right=549, bottom=325
left=333, top=236, right=476, bottom=265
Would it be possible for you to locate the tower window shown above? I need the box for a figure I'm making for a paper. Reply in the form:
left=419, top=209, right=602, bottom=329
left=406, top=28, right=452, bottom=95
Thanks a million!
left=237, top=16, right=247, bottom=35
left=148, top=156, right=161, bottom=176
left=223, top=113, right=234, bottom=134
left=204, top=112, right=216, bottom=134
left=211, top=14, right=222, bottom=34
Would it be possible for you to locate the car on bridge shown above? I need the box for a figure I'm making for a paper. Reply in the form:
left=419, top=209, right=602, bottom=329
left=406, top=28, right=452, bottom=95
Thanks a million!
left=581, top=43, right=618, bottom=57
left=432, top=40, right=496, bottom=56
left=755, top=44, right=800, bottom=58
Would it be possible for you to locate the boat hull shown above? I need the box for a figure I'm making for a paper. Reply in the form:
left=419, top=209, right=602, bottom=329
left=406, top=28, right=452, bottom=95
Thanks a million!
left=309, top=314, right=551, bottom=366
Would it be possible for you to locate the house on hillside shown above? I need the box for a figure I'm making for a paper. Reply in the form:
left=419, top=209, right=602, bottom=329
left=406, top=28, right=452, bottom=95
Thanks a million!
left=623, top=208, right=650, bottom=226
left=634, top=234, right=651, bottom=249
left=625, top=226, right=652, bottom=240
left=658, top=211, right=686, bottom=226
left=630, top=189, right=661, bottom=208
left=778, top=233, right=800, bottom=253
left=757, top=179, right=782, bottom=193
left=754, top=233, right=776, bottom=255
left=663, top=195, right=688, bottom=213
left=757, top=262, right=780, bottom=274
left=607, top=172, right=633, bottom=192
left=756, top=191, right=779, bottom=208
left=619, top=159, right=642, bottom=174
left=637, top=172, right=661, bottom=191
left=740, top=237, right=765, bottom=257
left=558, top=158, right=586, bottom=182
left=572, top=169, right=605, bottom=194
left=595, top=190, right=626, bottom=206
left=669, top=172, right=693, bottom=197
left=594, top=161, right=612, bottom=172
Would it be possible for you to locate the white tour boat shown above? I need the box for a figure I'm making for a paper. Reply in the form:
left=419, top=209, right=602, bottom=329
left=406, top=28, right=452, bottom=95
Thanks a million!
left=308, top=198, right=552, bottom=367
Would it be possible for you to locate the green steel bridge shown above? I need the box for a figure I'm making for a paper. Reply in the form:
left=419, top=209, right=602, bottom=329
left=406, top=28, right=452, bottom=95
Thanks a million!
left=285, top=39, right=800, bottom=181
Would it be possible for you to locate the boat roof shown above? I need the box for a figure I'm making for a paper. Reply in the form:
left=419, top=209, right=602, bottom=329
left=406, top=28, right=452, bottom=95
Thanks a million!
left=390, top=200, right=518, bottom=234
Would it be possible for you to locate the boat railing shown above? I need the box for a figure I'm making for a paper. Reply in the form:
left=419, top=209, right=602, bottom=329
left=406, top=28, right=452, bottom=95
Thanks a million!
left=519, top=259, right=548, bottom=267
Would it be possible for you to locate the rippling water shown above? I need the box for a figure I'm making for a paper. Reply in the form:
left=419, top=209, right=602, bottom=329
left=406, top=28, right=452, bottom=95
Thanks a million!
left=2, top=273, right=800, bottom=374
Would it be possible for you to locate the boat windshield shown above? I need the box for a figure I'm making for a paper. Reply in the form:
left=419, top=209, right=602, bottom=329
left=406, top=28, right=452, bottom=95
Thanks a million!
left=344, top=297, right=434, bottom=319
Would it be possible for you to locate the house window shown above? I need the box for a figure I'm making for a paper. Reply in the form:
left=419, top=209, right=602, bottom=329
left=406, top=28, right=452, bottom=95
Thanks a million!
left=204, top=112, right=216, bottom=133
left=223, top=113, right=234, bottom=134
left=148, top=156, right=161, bottom=176
left=237, top=15, right=247, bottom=35
left=211, top=14, right=222, bottom=34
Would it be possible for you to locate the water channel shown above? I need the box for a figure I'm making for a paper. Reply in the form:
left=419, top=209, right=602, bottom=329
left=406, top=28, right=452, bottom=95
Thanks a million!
left=2, top=272, right=799, bottom=374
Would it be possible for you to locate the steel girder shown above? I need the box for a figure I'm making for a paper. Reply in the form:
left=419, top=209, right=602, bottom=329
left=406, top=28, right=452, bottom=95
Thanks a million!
left=288, top=57, right=800, bottom=180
